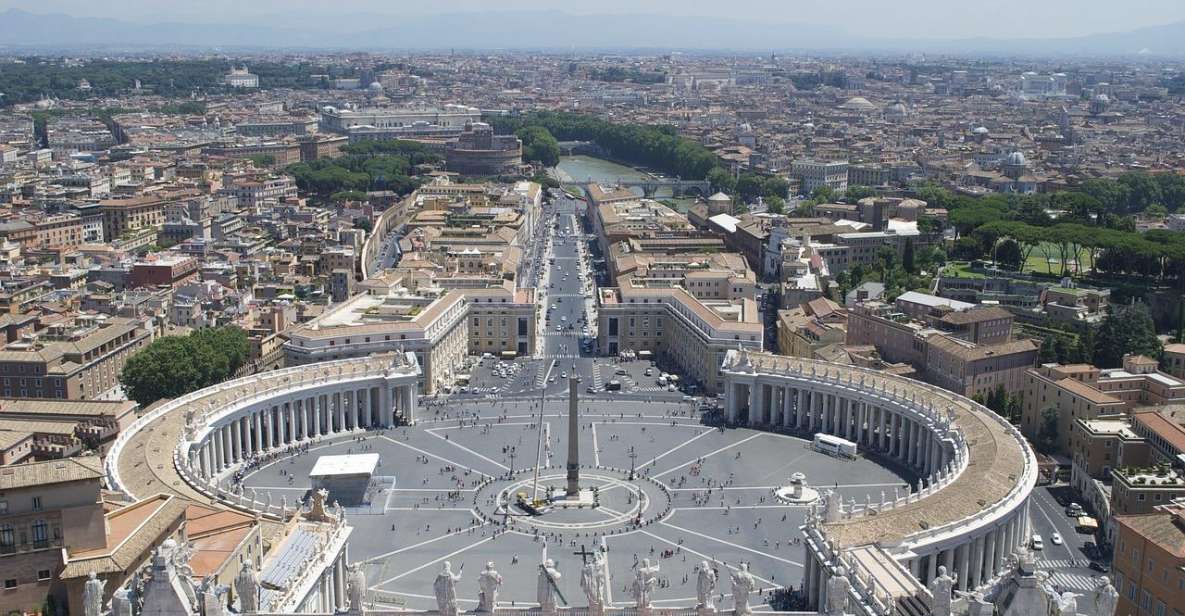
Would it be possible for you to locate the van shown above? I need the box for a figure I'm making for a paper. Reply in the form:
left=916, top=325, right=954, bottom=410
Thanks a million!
left=1030, top=534, right=1044, bottom=550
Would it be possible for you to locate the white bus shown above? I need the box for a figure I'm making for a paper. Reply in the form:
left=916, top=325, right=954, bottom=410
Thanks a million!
left=813, top=433, right=857, bottom=459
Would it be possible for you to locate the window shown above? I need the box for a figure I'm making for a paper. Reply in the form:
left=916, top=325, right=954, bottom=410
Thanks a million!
left=3, top=579, right=15, bottom=589
left=37, top=570, right=50, bottom=581
left=31, top=497, right=41, bottom=511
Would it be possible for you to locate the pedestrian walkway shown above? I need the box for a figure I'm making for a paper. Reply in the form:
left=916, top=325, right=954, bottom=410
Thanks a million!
left=1036, top=559, right=1092, bottom=569
left=1043, top=570, right=1102, bottom=592
left=591, top=364, right=604, bottom=390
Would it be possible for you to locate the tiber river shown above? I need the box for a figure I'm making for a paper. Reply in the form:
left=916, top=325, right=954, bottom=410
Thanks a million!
left=554, top=155, right=699, bottom=212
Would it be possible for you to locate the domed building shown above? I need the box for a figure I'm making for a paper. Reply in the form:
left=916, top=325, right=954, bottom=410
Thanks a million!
left=1090, top=93, right=1110, bottom=115
left=884, top=100, right=908, bottom=122
left=839, top=96, right=878, bottom=114
left=1003, top=151, right=1028, bottom=179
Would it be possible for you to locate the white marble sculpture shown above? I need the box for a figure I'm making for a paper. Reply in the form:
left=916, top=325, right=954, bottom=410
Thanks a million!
left=928, top=565, right=955, bottom=616
left=581, top=552, right=609, bottom=613
left=730, top=563, right=757, bottom=616
left=1095, top=577, right=1118, bottom=616
left=696, top=560, right=718, bottom=613
left=83, top=571, right=106, bottom=616
left=347, top=563, right=367, bottom=614
left=825, top=566, right=850, bottom=616
left=434, top=561, right=462, bottom=616
left=632, top=558, right=660, bottom=610
left=537, top=559, right=562, bottom=615
left=235, top=560, right=260, bottom=614
left=478, top=561, right=503, bottom=612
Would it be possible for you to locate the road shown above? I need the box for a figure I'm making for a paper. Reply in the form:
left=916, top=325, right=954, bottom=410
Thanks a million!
left=1026, top=484, right=1111, bottom=609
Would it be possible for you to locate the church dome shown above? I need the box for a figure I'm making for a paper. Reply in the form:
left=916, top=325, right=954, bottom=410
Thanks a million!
left=708, top=192, right=732, bottom=202
left=840, top=97, right=878, bottom=112
left=972, top=126, right=989, bottom=135
left=1006, top=151, right=1027, bottom=167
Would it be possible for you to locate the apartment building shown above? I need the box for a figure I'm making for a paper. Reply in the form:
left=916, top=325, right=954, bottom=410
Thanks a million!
left=791, top=158, right=849, bottom=194
left=1113, top=502, right=1185, bottom=616
left=0, top=457, right=108, bottom=613
left=776, top=297, right=848, bottom=359
left=846, top=293, right=1037, bottom=398
left=1021, top=358, right=1185, bottom=454
left=596, top=284, right=763, bottom=395
left=283, top=285, right=469, bottom=394
left=98, top=195, right=167, bottom=241
left=0, top=315, right=153, bottom=400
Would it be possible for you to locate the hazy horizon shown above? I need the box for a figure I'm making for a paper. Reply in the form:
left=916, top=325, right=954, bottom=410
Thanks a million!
left=3, top=0, right=1185, bottom=41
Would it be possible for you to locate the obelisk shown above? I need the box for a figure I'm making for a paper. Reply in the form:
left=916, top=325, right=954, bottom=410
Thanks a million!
left=566, top=372, right=580, bottom=496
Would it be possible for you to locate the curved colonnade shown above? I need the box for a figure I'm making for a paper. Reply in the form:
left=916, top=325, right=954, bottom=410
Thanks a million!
left=104, top=353, right=421, bottom=520
left=720, top=350, right=1037, bottom=616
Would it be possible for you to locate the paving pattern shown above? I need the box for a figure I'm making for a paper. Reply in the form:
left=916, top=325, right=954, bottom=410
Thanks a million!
left=238, top=397, right=908, bottom=610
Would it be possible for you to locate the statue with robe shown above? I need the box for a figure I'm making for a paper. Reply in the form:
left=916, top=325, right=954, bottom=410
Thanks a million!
left=434, top=561, right=462, bottom=616
left=730, top=563, right=756, bottom=616
left=928, top=565, right=955, bottom=616
left=347, top=563, right=367, bottom=614
left=83, top=571, right=106, bottom=616
left=1095, top=576, right=1118, bottom=616
left=537, top=559, right=562, bottom=614
left=581, top=552, right=609, bottom=612
left=696, top=560, right=718, bottom=612
left=235, top=560, right=260, bottom=613
left=478, top=562, right=502, bottom=612
left=825, top=566, right=850, bottom=616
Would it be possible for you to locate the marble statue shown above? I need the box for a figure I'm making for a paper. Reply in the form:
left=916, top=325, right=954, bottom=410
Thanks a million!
left=478, top=562, right=503, bottom=612
left=83, top=571, right=106, bottom=616
left=1055, top=591, right=1081, bottom=616
left=537, top=558, right=562, bottom=614
left=820, top=489, right=840, bottom=523
left=632, top=558, right=660, bottom=610
left=111, top=587, right=133, bottom=616
left=730, top=563, right=757, bottom=616
left=235, top=560, right=260, bottom=614
left=347, top=563, right=367, bottom=613
left=581, top=552, right=609, bottom=611
left=928, top=565, right=955, bottom=616
left=434, top=561, right=462, bottom=616
left=1095, top=577, right=1119, bottom=616
left=825, top=566, right=850, bottom=616
left=696, top=560, right=718, bottom=612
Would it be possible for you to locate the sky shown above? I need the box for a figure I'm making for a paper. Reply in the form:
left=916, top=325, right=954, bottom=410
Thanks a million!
left=2, top=0, right=1185, bottom=40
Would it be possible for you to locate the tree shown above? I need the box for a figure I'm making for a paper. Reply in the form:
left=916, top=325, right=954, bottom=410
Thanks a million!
left=902, top=238, right=916, bottom=274
left=120, top=327, right=249, bottom=406
left=1093, top=303, right=1163, bottom=368
left=515, top=126, right=561, bottom=167
left=352, top=217, right=374, bottom=233
left=994, top=238, right=1023, bottom=271
left=843, top=185, right=877, bottom=202
left=1037, top=407, right=1060, bottom=454
left=1039, top=336, right=1058, bottom=363
left=707, top=168, right=736, bottom=194
left=765, top=195, right=785, bottom=215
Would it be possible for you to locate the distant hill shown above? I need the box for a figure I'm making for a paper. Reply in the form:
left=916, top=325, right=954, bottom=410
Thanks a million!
left=0, top=8, right=1183, bottom=56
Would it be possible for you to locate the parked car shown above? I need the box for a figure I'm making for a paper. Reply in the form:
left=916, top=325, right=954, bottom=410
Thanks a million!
left=1088, top=561, right=1110, bottom=573
left=1030, top=535, right=1044, bottom=550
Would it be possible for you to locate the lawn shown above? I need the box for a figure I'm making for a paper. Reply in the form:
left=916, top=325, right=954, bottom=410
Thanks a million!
left=1023, top=242, right=1092, bottom=275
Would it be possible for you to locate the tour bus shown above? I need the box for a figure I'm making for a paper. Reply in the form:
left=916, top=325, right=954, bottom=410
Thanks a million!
left=812, top=433, right=858, bottom=459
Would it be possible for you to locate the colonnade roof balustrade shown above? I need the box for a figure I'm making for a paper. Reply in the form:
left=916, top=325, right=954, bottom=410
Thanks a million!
left=105, top=353, right=417, bottom=515
left=735, top=352, right=1035, bottom=549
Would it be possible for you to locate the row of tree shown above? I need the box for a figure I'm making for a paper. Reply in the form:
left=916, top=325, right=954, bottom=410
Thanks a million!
left=284, top=140, right=440, bottom=198
left=488, top=112, right=721, bottom=181
left=120, top=327, right=250, bottom=406
left=970, top=220, right=1185, bottom=283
